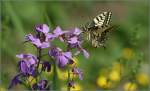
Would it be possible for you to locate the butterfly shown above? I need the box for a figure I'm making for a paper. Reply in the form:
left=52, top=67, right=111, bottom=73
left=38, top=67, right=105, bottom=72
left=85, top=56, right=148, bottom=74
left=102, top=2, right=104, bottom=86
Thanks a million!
left=82, top=11, right=114, bottom=48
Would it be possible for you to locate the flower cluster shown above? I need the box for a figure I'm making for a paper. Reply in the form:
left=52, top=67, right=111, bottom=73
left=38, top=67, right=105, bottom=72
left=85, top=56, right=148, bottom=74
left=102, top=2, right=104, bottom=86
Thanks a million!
left=9, top=24, right=89, bottom=90
left=17, top=54, right=38, bottom=76
left=49, top=47, right=73, bottom=68
left=32, top=80, right=49, bottom=90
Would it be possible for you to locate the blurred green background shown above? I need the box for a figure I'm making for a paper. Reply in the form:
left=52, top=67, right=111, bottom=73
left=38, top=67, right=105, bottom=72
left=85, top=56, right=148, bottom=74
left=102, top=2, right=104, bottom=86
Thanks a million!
left=1, top=0, right=149, bottom=91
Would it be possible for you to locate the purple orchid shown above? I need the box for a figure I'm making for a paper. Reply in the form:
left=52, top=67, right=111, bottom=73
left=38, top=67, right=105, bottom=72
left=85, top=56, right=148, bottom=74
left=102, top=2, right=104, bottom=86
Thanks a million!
left=48, top=26, right=89, bottom=59
left=72, top=67, right=83, bottom=80
left=52, top=26, right=68, bottom=42
left=32, top=79, right=49, bottom=90
left=60, top=27, right=90, bottom=58
left=49, top=47, right=73, bottom=67
left=36, top=24, right=56, bottom=41
left=25, top=34, right=50, bottom=48
left=25, top=24, right=57, bottom=48
left=16, top=54, right=38, bottom=64
left=70, top=28, right=89, bottom=58
left=16, top=54, right=38, bottom=76
left=35, top=24, right=50, bottom=34
left=72, top=27, right=82, bottom=36
left=53, top=26, right=65, bottom=37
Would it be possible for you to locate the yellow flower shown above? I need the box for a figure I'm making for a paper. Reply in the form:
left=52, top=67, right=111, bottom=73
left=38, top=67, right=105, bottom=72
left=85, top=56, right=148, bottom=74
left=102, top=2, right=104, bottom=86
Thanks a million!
left=27, top=76, right=36, bottom=86
left=109, top=70, right=121, bottom=82
left=57, top=69, right=68, bottom=80
left=61, top=84, right=82, bottom=91
left=112, top=63, right=123, bottom=72
left=136, top=73, right=149, bottom=86
left=71, top=84, right=82, bottom=91
left=97, top=76, right=112, bottom=89
left=123, top=48, right=134, bottom=60
left=58, top=57, right=79, bottom=80
left=124, top=82, right=137, bottom=91
left=0, top=87, right=6, bottom=91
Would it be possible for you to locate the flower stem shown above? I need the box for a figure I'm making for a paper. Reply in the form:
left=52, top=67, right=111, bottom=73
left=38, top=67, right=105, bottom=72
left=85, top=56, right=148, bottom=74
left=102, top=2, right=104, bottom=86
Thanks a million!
left=53, top=60, right=60, bottom=90
left=67, top=66, right=71, bottom=91
left=36, top=48, right=42, bottom=82
left=37, top=48, right=42, bottom=69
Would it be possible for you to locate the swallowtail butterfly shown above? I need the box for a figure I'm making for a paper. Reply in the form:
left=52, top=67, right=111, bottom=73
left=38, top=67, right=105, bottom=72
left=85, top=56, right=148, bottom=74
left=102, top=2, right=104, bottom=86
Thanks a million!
left=82, top=11, right=114, bottom=48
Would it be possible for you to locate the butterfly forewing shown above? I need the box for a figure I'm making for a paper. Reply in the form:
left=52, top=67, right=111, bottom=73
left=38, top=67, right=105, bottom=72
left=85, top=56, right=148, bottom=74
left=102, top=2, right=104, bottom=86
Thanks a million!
left=93, top=12, right=112, bottom=28
left=103, top=12, right=112, bottom=26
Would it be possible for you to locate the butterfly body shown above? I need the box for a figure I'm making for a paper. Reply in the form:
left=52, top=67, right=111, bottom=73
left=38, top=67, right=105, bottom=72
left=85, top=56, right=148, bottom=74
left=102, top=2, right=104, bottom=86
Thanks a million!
left=82, top=12, right=113, bottom=48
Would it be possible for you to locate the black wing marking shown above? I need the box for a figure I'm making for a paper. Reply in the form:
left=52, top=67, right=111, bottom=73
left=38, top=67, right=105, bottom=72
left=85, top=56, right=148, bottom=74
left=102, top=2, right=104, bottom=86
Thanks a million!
left=93, top=12, right=112, bottom=28
left=103, top=12, right=112, bottom=26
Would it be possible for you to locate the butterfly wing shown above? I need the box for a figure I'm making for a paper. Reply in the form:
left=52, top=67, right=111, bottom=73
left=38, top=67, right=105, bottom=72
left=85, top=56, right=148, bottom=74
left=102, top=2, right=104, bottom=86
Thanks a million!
left=93, top=12, right=112, bottom=28
left=91, top=12, right=112, bottom=47
left=103, top=12, right=112, bottom=26
left=92, top=25, right=115, bottom=47
left=82, top=12, right=113, bottom=48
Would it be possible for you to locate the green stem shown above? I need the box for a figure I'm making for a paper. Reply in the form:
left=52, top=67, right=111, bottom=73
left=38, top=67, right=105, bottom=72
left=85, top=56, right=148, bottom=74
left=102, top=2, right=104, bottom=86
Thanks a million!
left=67, top=66, right=71, bottom=91
left=53, top=60, right=59, bottom=90
left=36, top=48, right=42, bottom=82
left=37, top=48, right=42, bottom=69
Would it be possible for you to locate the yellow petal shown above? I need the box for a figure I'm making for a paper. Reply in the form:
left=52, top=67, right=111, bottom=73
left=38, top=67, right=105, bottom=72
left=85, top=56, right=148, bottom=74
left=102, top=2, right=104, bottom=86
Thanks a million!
left=136, top=73, right=149, bottom=86
left=97, top=76, right=108, bottom=88
left=71, top=84, right=82, bottom=91
left=27, top=76, right=36, bottom=86
left=123, top=48, right=134, bottom=60
left=124, top=82, right=137, bottom=91
left=109, top=70, right=121, bottom=82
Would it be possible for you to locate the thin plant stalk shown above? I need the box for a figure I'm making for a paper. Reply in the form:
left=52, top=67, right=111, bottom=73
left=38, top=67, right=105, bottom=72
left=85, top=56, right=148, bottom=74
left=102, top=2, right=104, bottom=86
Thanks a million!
left=67, top=66, right=71, bottom=91
left=36, top=48, right=42, bottom=82
left=37, top=48, right=42, bottom=69
left=53, top=60, right=59, bottom=90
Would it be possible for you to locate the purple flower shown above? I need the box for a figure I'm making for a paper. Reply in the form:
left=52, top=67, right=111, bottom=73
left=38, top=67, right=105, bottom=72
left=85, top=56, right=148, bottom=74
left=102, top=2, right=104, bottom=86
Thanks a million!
left=8, top=73, right=23, bottom=89
left=16, top=54, right=38, bottom=64
left=75, top=49, right=90, bottom=59
left=32, top=79, right=49, bottom=90
left=25, top=24, right=56, bottom=49
left=25, top=34, right=50, bottom=48
left=16, top=54, right=38, bottom=76
left=52, top=26, right=68, bottom=42
left=62, top=28, right=82, bottom=49
left=71, top=27, right=82, bottom=35
left=42, top=61, right=51, bottom=72
left=68, top=36, right=78, bottom=44
left=45, top=33, right=56, bottom=41
left=49, top=47, right=73, bottom=67
left=72, top=67, right=83, bottom=80
left=61, top=27, right=90, bottom=58
left=53, top=26, right=68, bottom=37
left=35, top=24, right=50, bottom=33
left=35, top=24, right=56, bottom=41
left=18, top=61, right=28, bottom=74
